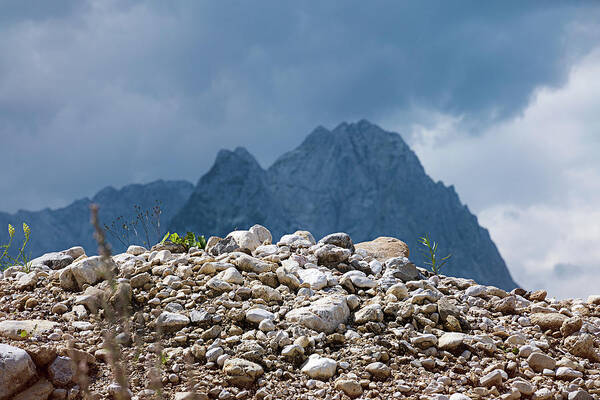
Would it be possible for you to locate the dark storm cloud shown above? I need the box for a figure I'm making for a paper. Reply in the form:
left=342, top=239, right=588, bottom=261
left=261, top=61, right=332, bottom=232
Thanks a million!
left=0, top=1, right=599, bottom=212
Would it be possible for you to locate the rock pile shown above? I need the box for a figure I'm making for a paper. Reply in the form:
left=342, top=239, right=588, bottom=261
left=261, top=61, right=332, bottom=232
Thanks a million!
left=1, top=226, right=600, bottom=400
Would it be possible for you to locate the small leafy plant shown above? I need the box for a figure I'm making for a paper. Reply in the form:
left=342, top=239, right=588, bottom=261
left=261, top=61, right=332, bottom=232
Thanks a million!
left=0, top=222, right=32, bottom=271
left=418, top=233, right=451, bottom=275
left=161, top=231, right=206, bottom=251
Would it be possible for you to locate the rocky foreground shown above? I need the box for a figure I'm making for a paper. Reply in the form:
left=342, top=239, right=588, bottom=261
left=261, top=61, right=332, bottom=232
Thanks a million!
left=1, top=226, right=599, bottom=400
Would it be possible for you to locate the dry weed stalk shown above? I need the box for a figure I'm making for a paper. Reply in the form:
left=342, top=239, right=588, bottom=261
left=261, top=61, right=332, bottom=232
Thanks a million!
left=90, top=204, right=132, bottom=400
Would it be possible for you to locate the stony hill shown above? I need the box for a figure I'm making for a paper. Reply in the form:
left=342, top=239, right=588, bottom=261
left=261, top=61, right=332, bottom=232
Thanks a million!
left=0, top=227, right=597, bottom=399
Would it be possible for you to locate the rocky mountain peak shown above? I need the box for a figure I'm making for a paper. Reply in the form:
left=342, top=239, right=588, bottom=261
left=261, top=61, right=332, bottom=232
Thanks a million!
left=171, top=121, right=517, bottom=289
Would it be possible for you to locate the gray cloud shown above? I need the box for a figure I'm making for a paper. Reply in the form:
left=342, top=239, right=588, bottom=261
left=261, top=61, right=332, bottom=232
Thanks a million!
left=0, top=1, right=599, bottom=212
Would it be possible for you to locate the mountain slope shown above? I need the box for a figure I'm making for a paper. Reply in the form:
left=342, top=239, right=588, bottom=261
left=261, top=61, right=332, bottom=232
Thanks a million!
left=0, top=180, right=194, bottom=258
left=171, top=120, right=517, bottom=289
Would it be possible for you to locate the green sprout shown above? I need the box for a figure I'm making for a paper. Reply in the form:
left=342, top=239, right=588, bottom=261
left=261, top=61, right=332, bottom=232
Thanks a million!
left=160, top=231, right=206, bottom=250
left=418, top=233, right=451, bottom=275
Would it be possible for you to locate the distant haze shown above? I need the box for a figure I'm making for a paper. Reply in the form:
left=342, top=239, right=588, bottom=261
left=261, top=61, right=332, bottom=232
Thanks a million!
left=1, top=2, right=600, bottom=298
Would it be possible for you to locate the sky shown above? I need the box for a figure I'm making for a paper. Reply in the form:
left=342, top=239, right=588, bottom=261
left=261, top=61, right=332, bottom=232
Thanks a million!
left=1, top=1, right=600, bottom=298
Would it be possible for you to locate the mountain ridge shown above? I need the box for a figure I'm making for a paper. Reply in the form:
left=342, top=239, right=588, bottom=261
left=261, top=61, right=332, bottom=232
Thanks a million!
left=0, top=120, right=516, bottom=289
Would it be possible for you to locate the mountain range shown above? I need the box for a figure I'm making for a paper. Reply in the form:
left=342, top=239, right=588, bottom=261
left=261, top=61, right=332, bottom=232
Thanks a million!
left=0, top=120, right=517, bottom=289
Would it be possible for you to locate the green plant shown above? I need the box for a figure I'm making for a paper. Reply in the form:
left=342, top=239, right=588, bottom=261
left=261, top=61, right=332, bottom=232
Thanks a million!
left=0, top=222, right=32, bottom=271
left=418, top=233, right=451, bottom=275
left=160, top=231, right=206, bottom=250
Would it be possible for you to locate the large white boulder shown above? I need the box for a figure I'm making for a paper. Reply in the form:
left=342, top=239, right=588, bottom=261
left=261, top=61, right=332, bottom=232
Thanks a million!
left=286, top=295, right=350, bottom=333
left=301, top=355, right=338, bottom=380
left=227, top=230, right=261, bottom=252
left=0, top=344, right=37, bottom=400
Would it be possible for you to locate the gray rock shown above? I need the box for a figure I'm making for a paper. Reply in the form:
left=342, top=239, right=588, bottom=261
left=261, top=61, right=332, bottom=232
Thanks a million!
left=30, top=251, right=74, bottom=270
left=48, top=356, right=75, bottom=386
left=0, top=344, right=37, bottom=400
left=278, top=234, right=313, bottom=248
left=209, top=236, right=241, bottom=256
left=249, top=224, right=272, bottom=245
left=16, top=272, right=38, bottom=290
left=318, top=232, right=354, bottom=251
left=438, top=332, right=468, bottom=350
left=130, top=272, right=151, bottom=288
left=11, top=378, right=54, bottom=400
left=206, top=277, right=233, bottom=292
left=232, top=253, right=273, bottom=274
left=568, top=390, right=594, bottom=400
left=246, top=308, right=275, bottom=324
left=126, top=245, right=147, bottom=256
left=480, top=369, right=503, bottom=387
left=155, top=312, right=190, bottom=332
left=385, top=257, right=421, bottom=281
left=365, top=361, right=391, bottom=380
left=69, top=256, right=117, bottom=289
left=527, top=352, right=556, bottom=372
left=218, top=267, right=244, bottom=285
left=564, top=333, right=599, bottom=361
left=314, top=244, right=351, bottom=266
left=190, top=309, right=212, bottom=325
left=556, top=367, right=583, bottom=380
left=354, top=304, right=384, bottom=324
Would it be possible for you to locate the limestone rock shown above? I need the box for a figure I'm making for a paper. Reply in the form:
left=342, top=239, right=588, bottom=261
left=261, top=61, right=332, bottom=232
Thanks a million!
left=249, top=224, right=272, bottom=244
left=355, top=237, right=409, bottom=261
left=334, top=378, right=363, bottom=398
left=11, top=378, right=54, bottom=400
left=209, top=236, right=240, bottom=256
left=297, top=268, right=328, bottom=290
left=561, top=316, right=583, bottom=337
left=69, top=256, right=117, bottom=290
left=301, top=355, right=337, bottom=380
left=354, top=304, right=384, bottom=324
left=365, top=361, right=391, bottom=380
left=155, top=312, right=190, bottom=332
left=564, top=333, right=599, bottom=361
left=232, top=253, right=273, bottom=274
left=438, top=332, right=468, bottom=350
left=286, top=296, right=350, bottom=334
left=530, top=312, right=568, bottom=332
left=527, top=352, right=556, bottom=372
left=0, top=320, right=59, bottom=340
left=227, top=230, right=261, bottom=253
left=222, top=358, right=264, bottom=388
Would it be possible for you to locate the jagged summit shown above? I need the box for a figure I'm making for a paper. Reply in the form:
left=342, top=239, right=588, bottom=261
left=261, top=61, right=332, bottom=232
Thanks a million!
left=171, top=121, right=517, bottom=289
